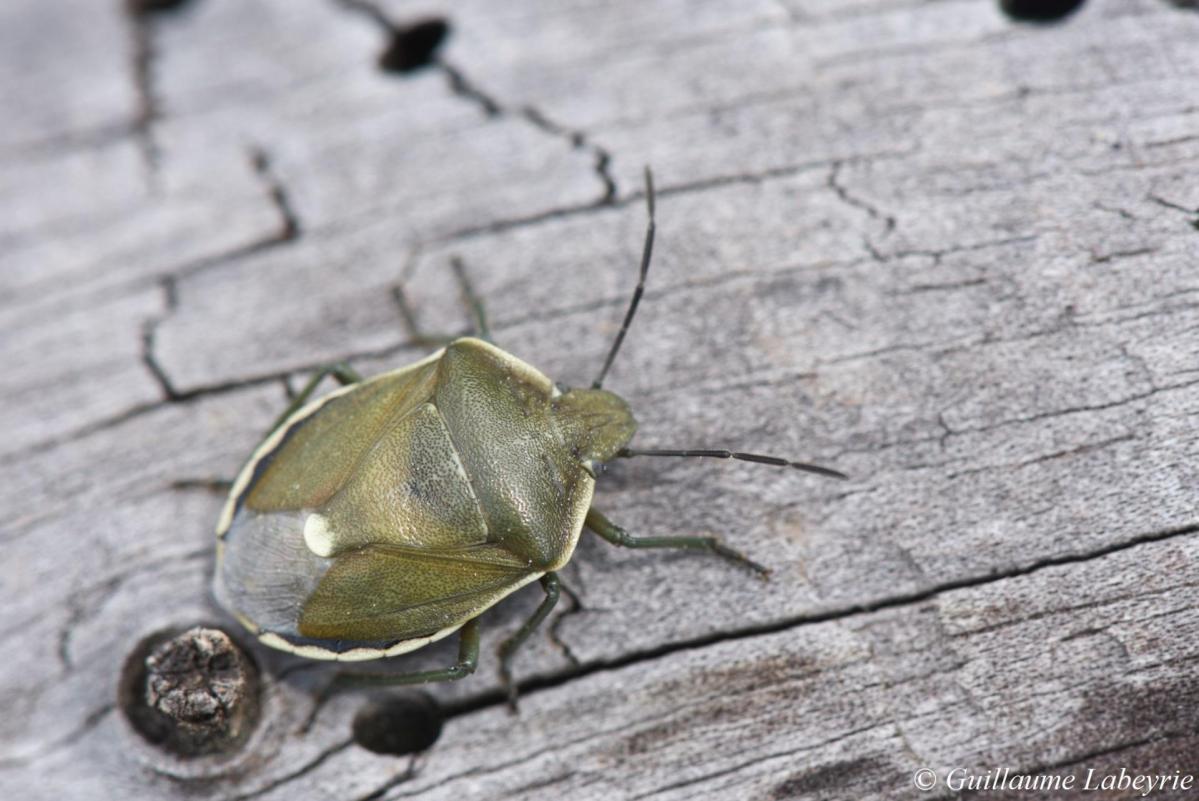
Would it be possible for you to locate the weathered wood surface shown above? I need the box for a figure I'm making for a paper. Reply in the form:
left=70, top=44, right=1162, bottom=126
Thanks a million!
left=5, top=0, right=1199, bottom=798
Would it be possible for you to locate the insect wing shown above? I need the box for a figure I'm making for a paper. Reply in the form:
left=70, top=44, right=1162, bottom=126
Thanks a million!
left=298, top=542, right=538, bottom=642
left=237, top=354, right=441, bottom=518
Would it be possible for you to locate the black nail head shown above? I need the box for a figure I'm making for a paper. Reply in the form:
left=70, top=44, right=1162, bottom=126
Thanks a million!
left=379, top=18, right=451, bottom=74
left=127, top=0, right=194, bottom=16
left=999, top=0, right=1087, bottom=22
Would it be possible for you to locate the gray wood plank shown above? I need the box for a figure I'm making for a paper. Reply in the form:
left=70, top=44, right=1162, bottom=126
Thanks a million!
left=4, top=0, right=1199, bottom=799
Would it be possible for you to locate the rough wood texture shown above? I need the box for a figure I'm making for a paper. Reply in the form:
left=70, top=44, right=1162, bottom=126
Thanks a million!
left=5, top=1, right=1199, bottom=799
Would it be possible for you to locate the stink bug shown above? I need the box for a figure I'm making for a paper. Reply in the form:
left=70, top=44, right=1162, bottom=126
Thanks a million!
left=213, top=170, right=845, bottom=706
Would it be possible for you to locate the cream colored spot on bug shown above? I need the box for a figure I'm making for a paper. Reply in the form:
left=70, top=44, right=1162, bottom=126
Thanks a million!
left=303, top=512, right=335, bottom=557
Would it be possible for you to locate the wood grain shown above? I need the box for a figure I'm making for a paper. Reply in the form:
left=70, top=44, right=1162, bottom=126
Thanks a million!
left=5, top=1, right=1199, bottom=799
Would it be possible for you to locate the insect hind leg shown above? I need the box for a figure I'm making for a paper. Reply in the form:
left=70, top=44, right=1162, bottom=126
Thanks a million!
left=300, top=618, right=480, bottom=733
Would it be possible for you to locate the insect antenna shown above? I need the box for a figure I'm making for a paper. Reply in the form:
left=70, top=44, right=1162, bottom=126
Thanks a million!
left=592, top=167, right=656, bottom=389
left=617, top=448, right=848, bottom=480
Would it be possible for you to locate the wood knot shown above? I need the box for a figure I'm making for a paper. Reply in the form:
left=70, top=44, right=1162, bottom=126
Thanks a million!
left=123, top=626, right=260, bottom=757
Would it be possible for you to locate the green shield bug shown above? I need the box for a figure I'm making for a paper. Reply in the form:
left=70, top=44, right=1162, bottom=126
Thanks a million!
left=214, top=169, right=846, bottom=708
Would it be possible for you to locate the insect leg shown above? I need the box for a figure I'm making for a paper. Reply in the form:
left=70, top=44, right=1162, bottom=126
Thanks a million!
left=267, top=363, right=362, bottom=437
left=339, top=619, right=480, bottom=688
left=450, top=256, right=492, bottom=343
left=585, top=507, right=770, bottom=577
left=392, top=256, right=493, bottom=346
left=301, top=619, right=480, bottom=732
left=174, top=364, right=361, bottom=496
left=392, top=282, right=455, bottom=348
left=497, top=573, right=560, bottom=710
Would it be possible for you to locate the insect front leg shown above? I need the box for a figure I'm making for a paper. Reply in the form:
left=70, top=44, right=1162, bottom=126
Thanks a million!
left=393, top=256, right=493, bottom=345
left=585, top=507, right=770, bottom=577
left=173, top=363, right=361, bottom=496
left=269, top=362, right=362, bottom=437
left=451, top=256, right=492, bottom=342
left=497, top=572, right=560, bottom=710
left=302, top=619, right=480, bottom=732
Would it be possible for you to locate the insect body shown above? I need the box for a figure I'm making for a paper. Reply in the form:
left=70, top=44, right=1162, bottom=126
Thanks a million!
left=214, top=170, right=844, bottom=700
left=216, top=339, right=632, bottom=660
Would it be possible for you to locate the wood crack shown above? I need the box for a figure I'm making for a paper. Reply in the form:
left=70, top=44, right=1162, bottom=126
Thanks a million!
left=126, top=6, right=162, bottom=180
left=140, top=276, right=180, bottom=400
left=436, top=64, right=617, bottom=206
left=628, top=721, right=886, bottom=800
left=15, top=142, right=307, bottom=453
left=225, top=738, right=354, bottom=801
left=1024, top=732, right=1185, bottom=775
left=945, top=378, right=1199, bottom=438
left=429, top=521, right=1199, bottom=724
left=248, top=146, right=302, bottom=242
left=827, top=161, right=896, bottom=231
left=0, top=705, right=114, bottom=770
left=354, top=756, right=421, bottom=801
left=333, top=0, right=617, bottom=207
left=122, top=1, right=196, bottom=179
left=439, top=148, right=915, bottom=244
left=519, top=106, right=617, bottom=205
left=25, top=278, right=1189, bottom=470
left=944, top=432, right=1137, bottom=480
left=1148, top=192, right=1199, bottom=230
left=56, top=576, right=124, bottom=672
left=1090, top=246, right=1157, bottom=264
